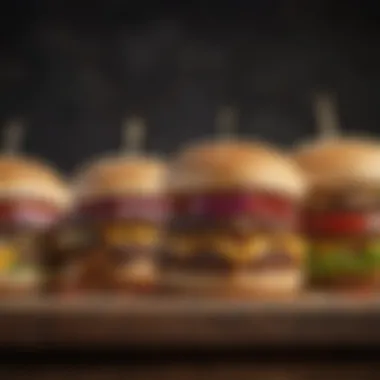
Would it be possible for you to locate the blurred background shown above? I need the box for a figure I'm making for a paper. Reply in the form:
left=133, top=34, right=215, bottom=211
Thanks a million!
left=1, top=1, right=379, bottom=172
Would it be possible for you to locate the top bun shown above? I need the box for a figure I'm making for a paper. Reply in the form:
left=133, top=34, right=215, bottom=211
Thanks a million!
left=0, top=155, right=70, bottom=208
left=292, top=137, right=380, bottom=188
left=73, top=154, right=167, bottom=201
left=169, top=139, right=306, bottom=198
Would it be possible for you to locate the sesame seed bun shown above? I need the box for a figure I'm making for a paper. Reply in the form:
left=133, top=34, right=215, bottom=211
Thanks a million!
left=0, top=155, right=70, bottom=208
left=292, top=137, right=380, bottom=188
left=169, top=139, right=306, bottom=198
left=73, top=154, right=167, bottom=201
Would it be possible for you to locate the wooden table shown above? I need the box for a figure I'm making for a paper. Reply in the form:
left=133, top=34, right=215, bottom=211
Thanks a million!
left=1, top=295, right=380, bottom=379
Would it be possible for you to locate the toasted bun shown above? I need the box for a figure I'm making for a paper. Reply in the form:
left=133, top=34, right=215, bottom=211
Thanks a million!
left=0, top=155, right=70, bottom=208
left=73, top=154, right=167, bottom=201
left=292, top=137, right=380, bottom=188
left=169, top=140, right=306, bottom=198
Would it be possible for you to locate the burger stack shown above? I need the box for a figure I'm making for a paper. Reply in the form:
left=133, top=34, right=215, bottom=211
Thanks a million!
left=2, top=97, right=380, bottom=299
left=0, top=121, right=70, bottom=295
left=158, top=107, right=307, bottom=298
left=161, top=139, right=307, bottom=298
left=294, top=138, right=380, bottom=293
left=43, top=117, right=168, bottom=294
left=292, top=93, right=380, bottom=294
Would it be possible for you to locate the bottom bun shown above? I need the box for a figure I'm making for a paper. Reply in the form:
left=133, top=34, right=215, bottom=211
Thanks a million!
left=115, top=259, right=156, bottom=284
left=309, top=276, right=377, bottom=295
left=0, top=271, right=40, bottom=296
left=161, top=269, right=304, bottom=299
left=44, top=261, right=158, bottom=295
left=0, top=282, right=40, bottom=297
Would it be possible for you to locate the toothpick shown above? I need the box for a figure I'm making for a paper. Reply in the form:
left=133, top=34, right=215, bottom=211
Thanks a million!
left=122, top=116, right=146, bottom=154
left=2, top=119, right=23, bottom=155
left=216, top=106, right=238, bottom=139
left=313, top=92, right=340, bottom=140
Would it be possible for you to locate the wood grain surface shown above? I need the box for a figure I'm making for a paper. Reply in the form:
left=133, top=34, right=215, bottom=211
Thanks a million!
left=0, top=295, right=379, bottom=348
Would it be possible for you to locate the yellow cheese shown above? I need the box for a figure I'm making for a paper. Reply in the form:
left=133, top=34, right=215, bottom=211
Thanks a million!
left=211, top=235, right=270, bottom=262
left=167, top=234, right=271, bottom=263
left=166, top=232, right=306, bottom=264
left=104, top=224, right=161, bottom=246
left=272, top=234, right=307, bottom=262
left=0, top=241, right=17, bottom=271
left=208, top=236, right=240, bottom=260
left=243, top=236, right=271, bottom=261
left=166, top=235, right=200, bottom=256
left=130, top=225, right=160, bottom=246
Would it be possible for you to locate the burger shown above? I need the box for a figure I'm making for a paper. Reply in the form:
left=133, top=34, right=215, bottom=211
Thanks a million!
left=46, top=154, right=168, bottom=294
left=160, top=140, right=307, bottom=298
left=293, top=137, right=380, bottom=292
left=0, top=156, right=70, bottom=295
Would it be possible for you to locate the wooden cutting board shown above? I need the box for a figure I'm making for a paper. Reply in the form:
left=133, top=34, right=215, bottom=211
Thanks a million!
left=0, top=294, right=379, bottom=348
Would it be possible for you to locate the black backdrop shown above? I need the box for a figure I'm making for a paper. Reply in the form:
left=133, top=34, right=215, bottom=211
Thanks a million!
left=1, top=1, right=380, bottom=173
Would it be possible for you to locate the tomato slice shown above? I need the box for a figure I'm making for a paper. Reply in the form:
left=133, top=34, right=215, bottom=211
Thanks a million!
left=304, top=211, right=380, bottom=235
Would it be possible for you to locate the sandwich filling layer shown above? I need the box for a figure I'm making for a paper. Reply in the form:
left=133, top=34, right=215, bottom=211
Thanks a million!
left=162, top=191, right=305, bottom=286
left=304, top=186, right=380, bottom=285
left=45, top=195, right=167, bottom=290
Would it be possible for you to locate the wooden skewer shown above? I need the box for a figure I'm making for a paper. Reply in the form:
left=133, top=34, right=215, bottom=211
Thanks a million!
left=2, top=119, right=23, bottom=155
left=122, top=116, right=146, bottom=155
left=216, top=106, right=238, bottom=139
left=313, top=92, right=340, bottom=140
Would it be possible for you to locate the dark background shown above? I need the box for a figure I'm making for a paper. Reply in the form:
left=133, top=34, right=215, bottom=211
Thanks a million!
left=1, top=1, right=379, bottom=173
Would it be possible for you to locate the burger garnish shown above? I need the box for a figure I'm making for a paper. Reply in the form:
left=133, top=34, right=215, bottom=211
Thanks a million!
left=293, top=138, right=380, bottom=290
left=161, top=140, right=307, bottom=297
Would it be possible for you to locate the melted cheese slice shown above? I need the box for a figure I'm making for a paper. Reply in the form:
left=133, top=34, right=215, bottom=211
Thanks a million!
left=167, top=233, right=306, bottom=264
left=208, top=235, right=269, bottom=262
left=0, top=241, right=17, bottom=272
left=272, top=234, right=307, bottom=262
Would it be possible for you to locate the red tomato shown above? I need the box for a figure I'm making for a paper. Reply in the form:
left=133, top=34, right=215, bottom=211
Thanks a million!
left=303, top=211, right=380, bottom=235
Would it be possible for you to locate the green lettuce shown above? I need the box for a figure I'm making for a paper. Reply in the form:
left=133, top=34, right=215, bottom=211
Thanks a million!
left=309, top=247, right=374, bottom=278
